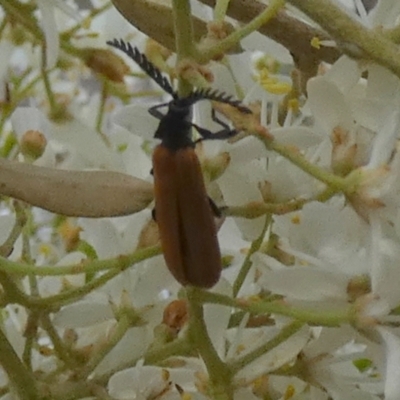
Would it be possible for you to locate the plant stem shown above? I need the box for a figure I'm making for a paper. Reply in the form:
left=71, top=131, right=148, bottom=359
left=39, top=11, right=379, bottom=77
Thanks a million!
left=233, top=215, right=270, bottom=297
left=186, top=287, right=233, bottom=400
left=195, top=291, right=354, bottom=327
left=198, top=0, right=286, bottom=63
left=229, top=320, right=304, bottom=373
left=171, top=0, right=195, bottom=96
left=288, top=0, right=400, bottom=80
left=78, top=315, right=132, bottom=379
left=224, top=197, right=309, bottom=219
left=0, top=329, right=39, bottom=400
left=214, top=0, right=231, bottom=20
left=254, top=131, right=348, bottom=192
left=144, top=337, right=195, bottom=365
left=0, top=245, right=160, bottom=277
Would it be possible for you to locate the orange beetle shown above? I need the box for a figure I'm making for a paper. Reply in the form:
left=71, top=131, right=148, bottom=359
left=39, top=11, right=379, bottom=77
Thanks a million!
left=108, top=39, right=250, bottom=287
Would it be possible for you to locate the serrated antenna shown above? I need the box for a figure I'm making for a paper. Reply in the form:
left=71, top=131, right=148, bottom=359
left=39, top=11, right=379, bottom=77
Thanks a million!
left=107, top=39, right=250, bottom=113
left=107, top=38, right=177, bottom=98
left=186, top=87, right=251, bottom=114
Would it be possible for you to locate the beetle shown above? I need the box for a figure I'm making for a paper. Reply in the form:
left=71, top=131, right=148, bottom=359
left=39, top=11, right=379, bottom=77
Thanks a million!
left=107, top=39, right=250, bottom=287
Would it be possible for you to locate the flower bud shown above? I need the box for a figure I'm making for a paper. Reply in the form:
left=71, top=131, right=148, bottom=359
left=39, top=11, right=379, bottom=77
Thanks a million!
left=162, top=299, right=188, bottom=334
left=84, top=48, right=130, bottom=82
left=20, top=130, right=47, bottom=159
left=202, top=151, right=231, bottom=181
left=331, top=126, right=357, bottom=176
left=58, top=220, right=81, bottom=252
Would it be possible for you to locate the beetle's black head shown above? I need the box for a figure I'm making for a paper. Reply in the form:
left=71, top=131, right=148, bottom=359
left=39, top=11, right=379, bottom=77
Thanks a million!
left=153, top=97, right=194, bottom=150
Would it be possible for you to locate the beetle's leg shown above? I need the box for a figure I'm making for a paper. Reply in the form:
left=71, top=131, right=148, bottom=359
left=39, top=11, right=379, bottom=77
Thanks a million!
left=208, top=197, right=222, bottom=218
left=192, top=109, right=237, bottom=142
left=210, top=108, right=231, bottom=130
left=148, top=102, right=170, bottom=120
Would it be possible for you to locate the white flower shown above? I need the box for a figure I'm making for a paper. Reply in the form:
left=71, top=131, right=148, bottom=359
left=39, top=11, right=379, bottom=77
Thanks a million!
left=36, top=0, right=80, bottom=69
left=376, top=327, right=400, bottom=400
left=108, top=363, right=204, bottom=399
left=300, top=327, right=379, bottom=400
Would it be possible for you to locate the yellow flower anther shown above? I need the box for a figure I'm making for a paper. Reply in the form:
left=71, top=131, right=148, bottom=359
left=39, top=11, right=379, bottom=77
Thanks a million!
left=181, top=392, right=192, bottom=400
left=288, top=98, right=299, bottom=113
left=291, top=214, right=301, bottom=224
left=39, top=243, right=52, bottom=257
left=311, top=36, right=321, bottom=49
left=284, top=384, right=296, bottom=399
left=257, top=68, right=292, bottom=95
left=254, top=55, right=280, bottom=74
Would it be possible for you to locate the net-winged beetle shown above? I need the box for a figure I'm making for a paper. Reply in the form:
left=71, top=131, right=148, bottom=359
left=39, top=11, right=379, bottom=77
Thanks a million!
left=108, top=39, right=250, bottom=287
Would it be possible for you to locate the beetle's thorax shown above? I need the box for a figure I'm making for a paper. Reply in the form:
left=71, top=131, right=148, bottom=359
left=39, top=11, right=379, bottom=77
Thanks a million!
left=154, top=99, right=195, bottom=151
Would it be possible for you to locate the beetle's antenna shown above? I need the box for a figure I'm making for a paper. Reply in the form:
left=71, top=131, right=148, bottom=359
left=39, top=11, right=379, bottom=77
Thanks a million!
left=107, top=39, right=177, bottom=98
left=186, top=87, right=251, bottom=114
left=107, top=39, right=250, bottom=113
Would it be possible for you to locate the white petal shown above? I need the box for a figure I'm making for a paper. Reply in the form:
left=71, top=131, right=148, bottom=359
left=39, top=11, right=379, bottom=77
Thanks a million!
left=218, top=166, right=266, bottom=241
left=79, top=219, right=122, bottom=258
left=94, top=327, right=151, bottom=376
left=366, top=64, right=400, bottom=103
left=235, top=325, right=310, bottom=381
left=112, top=104, right=159, bottom=141
left=108, top=366, right=167, bottom=399
left=375, top=327, right=400, bottom=400
left=36, top=0, right=59, bottom=69
left=307, top=76, right=353, bottom=133
left=367, top=111, right=400, bottom=168
left=110, top=126, right=152, bottom=179
left=369, top=0, right=400, bottom=27
left=51, top=118, right=120, bottom=170
left=0, top=214, right=16, bottom=243
left=257, top=256, right=348, bottom=301
left=53, top=301, right=114, bottom=328
left=233, top=388, right=260, bottom=400
left=11, top=107, right=51, bottom=139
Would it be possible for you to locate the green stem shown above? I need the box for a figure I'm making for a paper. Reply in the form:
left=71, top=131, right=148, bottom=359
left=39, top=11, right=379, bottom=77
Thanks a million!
left=0, top=328, right=39, bottom=400
left=195, top=291, right=354, bottom=327
left=224, top=198, right=308, bottom=219
left=60, top=2, right=111, bottom=38
left=0, top=0, right=44, bottom=42
left=287, top=0, right=400, bottom=80
left=22, top=311, right=38, bottom=369
left=96, top=82, right=111, bottom=146
left=385, top=24, right=400, bottom=44
left=28, top=267, right=127, bottom=309
left=214, top=0, right=231, bottom=20
left=0, top=245, right=160, bottom=277
left=144, top=337, right=194, bottom=365
left=186, top=287, right=233, bottom=400
left=233, top=215, right=271, bottom=297
left=198, top=0, right=286, bottom=63
left=0, top=271, right=29, bottom=306
left=40, top=50, right=58, bottom=115
left=171, top=0, right=195, bottom=96
left=78, top=315, right=132, bottom=379
left=229, top=320, right=304, bottom=374
left=40, top=314, right=75, bottom=367
left=257, top=134, right=348, bottom=192
left=0, top=202, right=26, bottom=257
